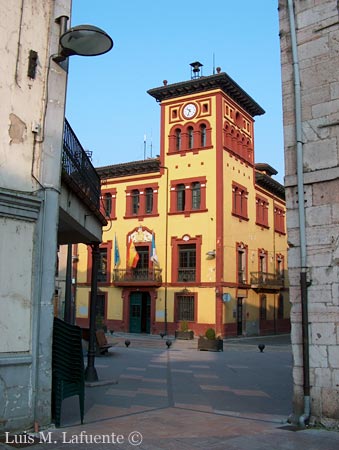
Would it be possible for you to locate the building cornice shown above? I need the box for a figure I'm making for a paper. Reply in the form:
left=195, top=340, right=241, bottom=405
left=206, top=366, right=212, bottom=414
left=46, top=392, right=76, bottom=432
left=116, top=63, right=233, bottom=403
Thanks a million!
left=255, top=172, right=285, bottom=200
left=147, top=72, right=265, bottom=117
left=97, top=158, right=160, bottom=179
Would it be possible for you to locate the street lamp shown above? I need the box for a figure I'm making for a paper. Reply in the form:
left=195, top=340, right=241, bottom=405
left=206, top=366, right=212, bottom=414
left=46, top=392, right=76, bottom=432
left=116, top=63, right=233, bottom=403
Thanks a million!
left=52, top=16, right=113, bottom=382
left=53, top=16, right=113, bottom=63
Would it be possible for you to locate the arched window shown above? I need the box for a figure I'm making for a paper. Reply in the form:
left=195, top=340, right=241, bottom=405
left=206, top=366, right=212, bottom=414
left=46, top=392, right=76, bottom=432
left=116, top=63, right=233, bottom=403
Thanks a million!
left=200, top=124, right=206, bottom=147
left=176, top=184, right=185, bottom=211
left=175, top=128, right=181, bottom=151
left=131, top=189, right=140, bottom=215
left=191, top=182, right=201, bottom=209
left=145, top=187, right=153, bottom=214
left=188, top=126, right=194, bottom=149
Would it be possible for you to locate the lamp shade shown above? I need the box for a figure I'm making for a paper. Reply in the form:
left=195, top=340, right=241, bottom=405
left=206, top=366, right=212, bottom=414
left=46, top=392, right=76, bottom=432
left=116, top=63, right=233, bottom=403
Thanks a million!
left=59, top=24, right=113, bottom=57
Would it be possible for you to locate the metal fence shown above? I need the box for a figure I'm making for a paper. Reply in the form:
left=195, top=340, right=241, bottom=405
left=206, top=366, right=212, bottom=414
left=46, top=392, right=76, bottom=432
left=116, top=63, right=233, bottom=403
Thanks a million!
left=62, top=119, right=101, bottom=209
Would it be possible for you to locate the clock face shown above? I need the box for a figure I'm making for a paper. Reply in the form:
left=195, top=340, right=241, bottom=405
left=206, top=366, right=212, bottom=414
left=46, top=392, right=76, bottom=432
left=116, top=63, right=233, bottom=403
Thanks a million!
left=183, top=103, right=197, bottom=119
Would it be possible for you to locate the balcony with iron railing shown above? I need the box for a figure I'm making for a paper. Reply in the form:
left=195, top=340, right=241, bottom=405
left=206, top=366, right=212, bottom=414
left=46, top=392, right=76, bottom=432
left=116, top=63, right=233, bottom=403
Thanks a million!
left=177, top=268, right=196, bottom=282
left=250, top=271, right=284, bottom=291
left=113, top=268, right=162, bottom=287
left=62, top=118, right=101, bottom=213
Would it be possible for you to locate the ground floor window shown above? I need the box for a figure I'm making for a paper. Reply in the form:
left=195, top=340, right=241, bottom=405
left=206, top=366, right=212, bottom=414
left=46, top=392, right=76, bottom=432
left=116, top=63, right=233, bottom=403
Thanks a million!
left=177, top=295, right=195, bottom=321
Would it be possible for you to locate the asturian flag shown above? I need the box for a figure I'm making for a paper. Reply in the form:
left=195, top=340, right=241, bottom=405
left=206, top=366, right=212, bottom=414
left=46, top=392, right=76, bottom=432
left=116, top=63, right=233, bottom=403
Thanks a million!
left=114, top=234, right=120, bottom=267
left=150, top=232, right=159, bottom=266
left=127, top=238, right=139, bottom=269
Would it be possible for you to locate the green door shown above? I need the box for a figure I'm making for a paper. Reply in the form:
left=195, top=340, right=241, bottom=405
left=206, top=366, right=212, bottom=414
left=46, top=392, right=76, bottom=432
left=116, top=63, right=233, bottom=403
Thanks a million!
left=129, top=292, right=151, bottom=333
left=129, top=293, right=142, bottom=333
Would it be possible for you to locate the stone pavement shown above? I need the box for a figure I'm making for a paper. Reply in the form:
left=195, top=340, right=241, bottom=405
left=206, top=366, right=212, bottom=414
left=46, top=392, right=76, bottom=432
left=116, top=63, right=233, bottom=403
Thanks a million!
left=1, top=334, right=338, bottom=449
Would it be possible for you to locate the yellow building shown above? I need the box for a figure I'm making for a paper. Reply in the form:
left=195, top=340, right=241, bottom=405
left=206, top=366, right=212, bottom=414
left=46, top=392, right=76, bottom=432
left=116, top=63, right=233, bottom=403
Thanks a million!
left=75, top=62, right=290, bottom=337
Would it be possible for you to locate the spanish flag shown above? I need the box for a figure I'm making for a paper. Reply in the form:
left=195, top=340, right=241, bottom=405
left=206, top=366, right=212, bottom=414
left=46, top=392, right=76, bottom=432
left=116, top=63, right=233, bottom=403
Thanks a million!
left=127, top=238, right=139, bottom=268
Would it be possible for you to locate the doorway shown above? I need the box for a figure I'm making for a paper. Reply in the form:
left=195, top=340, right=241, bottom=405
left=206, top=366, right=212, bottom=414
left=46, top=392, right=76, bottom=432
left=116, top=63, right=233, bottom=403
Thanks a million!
left=237, top=297, right=243, bottom=335
left=129, top=292, right=151, bottom=333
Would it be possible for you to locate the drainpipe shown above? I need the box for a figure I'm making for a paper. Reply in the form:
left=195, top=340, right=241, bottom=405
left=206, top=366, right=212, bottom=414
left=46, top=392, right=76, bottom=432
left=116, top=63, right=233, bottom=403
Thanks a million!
left=287, top=0, right=310, bottom=427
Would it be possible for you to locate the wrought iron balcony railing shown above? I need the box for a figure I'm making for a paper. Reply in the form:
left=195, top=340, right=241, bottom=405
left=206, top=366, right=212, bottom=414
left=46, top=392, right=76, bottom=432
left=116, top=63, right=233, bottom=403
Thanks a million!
left=177, top=268, right=196, bottom=282
left=113, top=268, right=162, bottom=285
left=250, top=272, right=284, bottom=290
left=62, top=118, right=101, bottom=210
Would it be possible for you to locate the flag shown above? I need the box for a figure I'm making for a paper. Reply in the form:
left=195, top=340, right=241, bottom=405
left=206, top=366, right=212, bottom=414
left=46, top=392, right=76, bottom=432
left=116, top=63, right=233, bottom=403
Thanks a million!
left=127, top=238, right=139, bottom=268
left=150, top=232, right=159, bottom=266
left=114, top=234, right=120, bottom=267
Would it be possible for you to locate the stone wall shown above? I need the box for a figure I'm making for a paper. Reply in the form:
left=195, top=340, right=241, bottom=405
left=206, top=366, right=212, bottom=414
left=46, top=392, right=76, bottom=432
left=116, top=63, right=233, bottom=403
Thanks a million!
left=279, top=0, right=339, bottom=427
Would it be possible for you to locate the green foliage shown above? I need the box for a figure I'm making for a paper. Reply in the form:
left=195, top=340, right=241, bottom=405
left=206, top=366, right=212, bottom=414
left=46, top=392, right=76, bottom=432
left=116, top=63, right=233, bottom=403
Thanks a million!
left=180, top=320, right=189, bottom=332
left=205, top=328, right=216, bottom=340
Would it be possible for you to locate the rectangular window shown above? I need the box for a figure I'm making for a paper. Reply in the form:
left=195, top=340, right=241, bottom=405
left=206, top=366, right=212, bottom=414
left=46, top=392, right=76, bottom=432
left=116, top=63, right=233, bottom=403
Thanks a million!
left=274, top=205, right=285, bottom=234
left=232, top=182, right=248, bottom=220
left=178, top=244, right=196, bottom=282
left=258, top=249, right=268, bottom=278
left=237, top=244, right=247, bottom=284
left=177, top=295, right=195, bottom=321
left=125, top=184, right=159, bottom=218
left=98, top=248, right=108, bottom=282
left=100, top=189, right=116, bottom=220
left=145, top=188, right=153, bottom=214
left=170, top=177, right=206, bottom=215
left=131, top=189, right=140, bottom=215
left=191, top=182, right=201, bottom=210
left=276, top=255, right=284, bottom=277
left=176, top=184, right=186, bottom=211
left=256, top=195, right=269, bottom=228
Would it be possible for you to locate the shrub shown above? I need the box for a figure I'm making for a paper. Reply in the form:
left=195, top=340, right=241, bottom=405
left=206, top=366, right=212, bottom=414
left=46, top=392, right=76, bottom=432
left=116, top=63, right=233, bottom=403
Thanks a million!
left=180, top=320, right=189, bottom=332
left=205, top=328, right=216, bottom=340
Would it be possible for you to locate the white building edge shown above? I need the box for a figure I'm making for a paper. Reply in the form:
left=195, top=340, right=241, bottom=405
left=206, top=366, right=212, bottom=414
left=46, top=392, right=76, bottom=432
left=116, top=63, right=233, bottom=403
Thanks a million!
left=0, top=0, right=106, bottom=431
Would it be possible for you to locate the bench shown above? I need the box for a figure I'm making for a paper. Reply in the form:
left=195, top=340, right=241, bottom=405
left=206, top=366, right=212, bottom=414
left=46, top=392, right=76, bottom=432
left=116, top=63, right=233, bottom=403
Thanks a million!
left=96, top=329, right=112, bottom=355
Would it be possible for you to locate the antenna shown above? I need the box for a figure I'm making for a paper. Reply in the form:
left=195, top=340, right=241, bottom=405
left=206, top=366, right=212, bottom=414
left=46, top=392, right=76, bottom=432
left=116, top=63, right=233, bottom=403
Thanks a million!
left=213, top=53, right=215, bottom=75
left=143, top=134, right=146, bottom=160
left=150, top=130, right=153, bottom=158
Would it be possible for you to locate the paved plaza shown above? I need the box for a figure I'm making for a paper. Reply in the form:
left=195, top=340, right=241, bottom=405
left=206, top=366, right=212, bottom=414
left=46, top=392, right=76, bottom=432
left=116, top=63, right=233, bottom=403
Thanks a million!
left=1, top=334, right=338, bottom=449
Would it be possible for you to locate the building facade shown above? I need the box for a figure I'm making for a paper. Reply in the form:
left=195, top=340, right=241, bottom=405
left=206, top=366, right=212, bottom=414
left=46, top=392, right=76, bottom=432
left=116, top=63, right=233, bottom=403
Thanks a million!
left=75, top=64, right=290, bottom=339
left=279, top=0, right=339, bottom=426
left=0, top=1, right=107, bottom=432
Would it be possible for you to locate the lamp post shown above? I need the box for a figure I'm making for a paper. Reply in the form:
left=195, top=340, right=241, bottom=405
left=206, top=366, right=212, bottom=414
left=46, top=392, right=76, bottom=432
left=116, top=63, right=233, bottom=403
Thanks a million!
left=52, top=15, right=113, bottom=382
left=160, top=166, right=169, bottom=336
left=85, top=243, right=100, bottom=382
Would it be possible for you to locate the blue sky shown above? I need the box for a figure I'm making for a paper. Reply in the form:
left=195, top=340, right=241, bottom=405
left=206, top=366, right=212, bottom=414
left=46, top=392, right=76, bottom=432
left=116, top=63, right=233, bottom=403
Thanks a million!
left=66, top=1, right=284, bottom=183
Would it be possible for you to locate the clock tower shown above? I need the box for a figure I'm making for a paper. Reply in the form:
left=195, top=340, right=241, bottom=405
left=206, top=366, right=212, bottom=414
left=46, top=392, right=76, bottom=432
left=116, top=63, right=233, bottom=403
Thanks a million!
left=147, top=62, right=270, bottom=337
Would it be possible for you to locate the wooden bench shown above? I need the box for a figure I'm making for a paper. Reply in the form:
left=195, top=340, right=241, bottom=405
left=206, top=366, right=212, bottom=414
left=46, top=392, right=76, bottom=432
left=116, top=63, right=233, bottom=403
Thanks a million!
left=95, top=329, right=112, bottom=355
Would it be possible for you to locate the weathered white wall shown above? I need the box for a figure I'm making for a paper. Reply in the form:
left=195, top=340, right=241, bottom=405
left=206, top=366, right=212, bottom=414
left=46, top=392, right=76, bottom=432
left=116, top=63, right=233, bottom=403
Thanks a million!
left=279, top=0, right=339, bottom=427
left=0, top=2, right=51, bottom=191
left=0, top=0, right=71, bottom=432
left=0, top=218, right=34, bottom=353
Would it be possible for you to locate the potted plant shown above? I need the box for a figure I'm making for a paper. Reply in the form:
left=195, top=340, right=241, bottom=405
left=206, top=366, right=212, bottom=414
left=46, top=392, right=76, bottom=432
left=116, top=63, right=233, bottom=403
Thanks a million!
left=175, top=320, right=194, bottom=340
left=198, top=327, right=223, bottom=351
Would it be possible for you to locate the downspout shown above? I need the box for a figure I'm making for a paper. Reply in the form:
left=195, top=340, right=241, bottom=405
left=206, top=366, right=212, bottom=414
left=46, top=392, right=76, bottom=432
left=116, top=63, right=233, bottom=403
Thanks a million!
left=287, top=0, right=310, bottom=427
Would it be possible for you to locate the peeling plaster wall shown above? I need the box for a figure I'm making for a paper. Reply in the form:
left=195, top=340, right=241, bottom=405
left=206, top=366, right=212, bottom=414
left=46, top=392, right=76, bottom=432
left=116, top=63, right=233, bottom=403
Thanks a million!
left=0, top=218, right=34, bottom=353
left=279, top=0, right=339, bottom=427
left=0, top=2, right=52, bottom=192
left=0, top=0, right=71, bottom=432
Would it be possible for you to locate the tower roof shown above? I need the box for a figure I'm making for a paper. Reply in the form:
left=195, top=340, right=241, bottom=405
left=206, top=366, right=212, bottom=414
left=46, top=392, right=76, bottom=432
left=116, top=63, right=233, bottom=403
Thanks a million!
left=147, top=71, right=265, bottom=117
